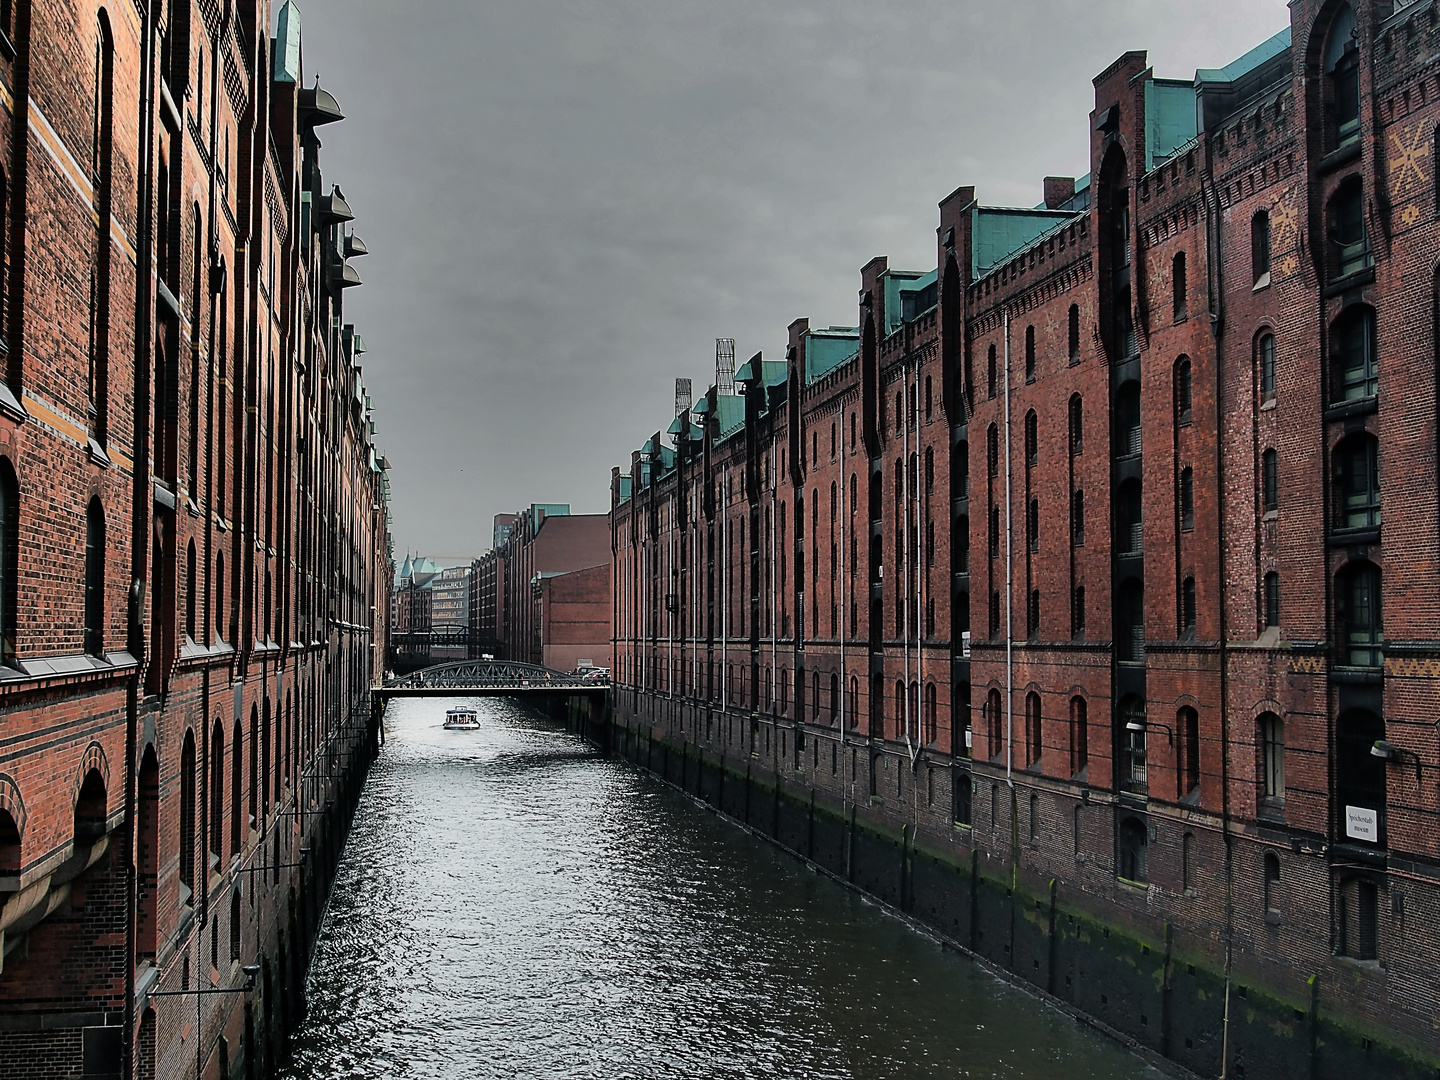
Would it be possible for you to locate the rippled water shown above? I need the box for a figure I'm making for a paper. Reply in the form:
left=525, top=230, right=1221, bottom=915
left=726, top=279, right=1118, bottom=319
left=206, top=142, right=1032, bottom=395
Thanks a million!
left=279, top=698, right=1165, bottom=1080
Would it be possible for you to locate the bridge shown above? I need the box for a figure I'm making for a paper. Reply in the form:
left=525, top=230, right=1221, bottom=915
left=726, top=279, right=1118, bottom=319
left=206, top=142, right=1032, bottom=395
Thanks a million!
left=376, top=658, right=608, bottom=699
left=387, top=624, right=504, bottom=674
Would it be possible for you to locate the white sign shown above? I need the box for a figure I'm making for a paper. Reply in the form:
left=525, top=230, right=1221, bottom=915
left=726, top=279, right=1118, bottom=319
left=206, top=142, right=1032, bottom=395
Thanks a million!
left=961, top=630, right=971, bottom=658
left=1345, top=805, right=1379, bottom=843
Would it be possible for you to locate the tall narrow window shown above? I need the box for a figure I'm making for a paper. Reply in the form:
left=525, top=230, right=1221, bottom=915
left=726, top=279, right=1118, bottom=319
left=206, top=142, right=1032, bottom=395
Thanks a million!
left=1261, top=449, right=1278, bottom=512
left=987, top=424, right=998, bottom=476
left=1330, top=178, right=1369, bottom=279
left=987, top=689, right=1003, bottom=758
left=1027, top=499, right=1039, bottom=552
left=925, top=447, right=934, bottom=494
left=90, top=16, right=115, bottom=445
left=179, top=730, right=196, bottom=904
left=1117, top=479, right=1143, bottom=554
left=1179, top=467, right=1194, bottom=531
left=1025, top=692, right=1042, bottom=767
left=1181, top=577, right=1197, bottom=638
left=1251, top=211, right=1271, bottom=286
left=1259, top=333, right=1277, bottom=404
left=989, top=506, right=1000, bottom=558
left=925, top=376, right=932, bottom=422
left=1264, top=571, right=1281, bottom=630
left=1179, top=707, right=1200, bottom=796
left=1263, top=854, right=1281, bottom=914
left=1025, top=325, right=1036, bottom=383
left=1071, top=489, right=1085, bottom=547
left=185, top=539, right=197, bottom=640
left=1025, top=411, right=1037, bottom=467
left=987, top=345, right=997, bottom=400
left=1071, top=586, right=1085, bottom=640
left=1336, top=561, right=1382, bottom=668
left=84, top=499, right=105, bottom=656
left=1334, top=433, right=1380, bottom=529
left=1068, top=394, right=1083, bottom=455
left=1118, top=580, right=1145, bottom=662
left=1331, top=306, right=1377, bottom=403
left=1325, top=5, right=1360, bottom=150
left=1068, top=304, right=1081, bottom=366
left=1069, top=696, right=1088, bottom=775
left=1028, top=588, right=1040, bottom=639
left=1115, top=382, right=1141, bottom=456
left=1119, top=816, right=1148, bottom=881
left=1172, top=252, right=1187, bottom=320
left=954, top=442, right=968, bottom=498
left=209, top=720, right=225, bottom=862
left=1260, top=712, right=1285, bottom=803
left=215, top=553, right=226, bottom=642
left=1176, top=359, right=1192, bottom=424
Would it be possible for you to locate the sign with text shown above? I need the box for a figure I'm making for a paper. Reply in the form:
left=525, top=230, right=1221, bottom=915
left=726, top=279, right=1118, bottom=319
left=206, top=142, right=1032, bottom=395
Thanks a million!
left=1345, top=805, right=1379, bottom=843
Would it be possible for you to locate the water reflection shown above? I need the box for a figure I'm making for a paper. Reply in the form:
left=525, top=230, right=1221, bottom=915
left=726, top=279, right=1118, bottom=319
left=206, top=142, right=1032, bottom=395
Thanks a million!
left=280, top=698, right=1164, bottom=1080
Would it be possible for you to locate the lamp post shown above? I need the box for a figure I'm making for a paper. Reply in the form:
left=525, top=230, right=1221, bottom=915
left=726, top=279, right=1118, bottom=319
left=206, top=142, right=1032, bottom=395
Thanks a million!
left=147, top=963, right=261, bottom=998
left=1371, top=739, right=1425, bottom=783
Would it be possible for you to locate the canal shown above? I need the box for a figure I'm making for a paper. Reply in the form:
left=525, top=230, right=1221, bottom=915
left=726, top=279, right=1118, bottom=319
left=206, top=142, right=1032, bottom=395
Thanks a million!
left=278, top=698, right=1169, bottom=1080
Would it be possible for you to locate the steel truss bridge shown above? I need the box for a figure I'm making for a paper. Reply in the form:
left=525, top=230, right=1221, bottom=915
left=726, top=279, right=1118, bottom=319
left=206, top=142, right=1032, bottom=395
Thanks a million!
left=376, top=658, right=607, bottom=699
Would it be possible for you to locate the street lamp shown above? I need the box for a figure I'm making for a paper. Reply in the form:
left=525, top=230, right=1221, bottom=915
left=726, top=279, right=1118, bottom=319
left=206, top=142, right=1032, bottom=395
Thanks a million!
left=1124, top=719, right=1174, bottom=745
left=1371, top=739, right=1425, bottom=782
left=148, top=964, right=260, bottom=999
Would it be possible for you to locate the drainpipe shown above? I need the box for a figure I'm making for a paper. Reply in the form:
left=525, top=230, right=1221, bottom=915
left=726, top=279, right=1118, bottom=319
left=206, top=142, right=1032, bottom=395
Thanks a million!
left=770, top=442, right=776, bottom=713
left=1004, top=308, right=1014, bottom=788
left=720, top=473, right=727, bottom=709
left=915, top=365, right=924, bottom=772
left=902, top=352, right=913, bottom=764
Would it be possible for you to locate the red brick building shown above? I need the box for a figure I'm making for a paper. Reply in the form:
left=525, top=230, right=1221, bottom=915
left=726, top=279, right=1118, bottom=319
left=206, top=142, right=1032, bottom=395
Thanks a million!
left=0, top=2, right=391, bottom=1077
left=612, top=3, right=1440, bottom=1074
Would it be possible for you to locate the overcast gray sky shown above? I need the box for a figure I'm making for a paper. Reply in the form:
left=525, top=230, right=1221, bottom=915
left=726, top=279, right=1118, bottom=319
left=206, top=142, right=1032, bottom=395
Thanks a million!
left=298, top=0, right=1289, bottom=564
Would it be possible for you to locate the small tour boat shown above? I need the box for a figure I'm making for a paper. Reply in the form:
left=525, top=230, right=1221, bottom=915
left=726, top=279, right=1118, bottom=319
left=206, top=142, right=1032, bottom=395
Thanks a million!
left=443, top=707, right=481, bottom=731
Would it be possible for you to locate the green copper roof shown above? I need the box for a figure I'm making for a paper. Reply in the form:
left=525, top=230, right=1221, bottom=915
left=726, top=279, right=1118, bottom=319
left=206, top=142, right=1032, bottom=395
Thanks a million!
left=715, top=395, right=745, bottom=441
left=1197, top=26, right=1291, bottom=86
left=1145, top=79, right=1199, bottom=170
left=883, top=269, right=937, bottom=336
left=972, top=206, right=1078, bottom=278
left=806, top=327, right=859, bottom=385
left=273, top=1, right=301, bottom=85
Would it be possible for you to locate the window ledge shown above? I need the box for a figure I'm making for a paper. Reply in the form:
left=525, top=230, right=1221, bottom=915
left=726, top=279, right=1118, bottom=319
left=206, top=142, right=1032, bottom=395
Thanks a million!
left=1252, top=272, right=1272, bottom=293
left=1262, top=509, right=1278, bottom=521
left=0, top=381, right=27, bottom=424
left=1259, top=398, right=1277, bottom=412
left=1324, top=267, right=1375, bottom=297
left=1329, top=526, right=1380, bottom=547
left=1324, top=396, right=1377, bottom=422
left=1317, top=141, right=1362, bottom=176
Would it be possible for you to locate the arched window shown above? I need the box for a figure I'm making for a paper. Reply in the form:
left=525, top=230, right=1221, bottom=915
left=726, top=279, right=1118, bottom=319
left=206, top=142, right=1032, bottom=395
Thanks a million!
left=1069, top=696, right=1088, bottom=776
left=925, top=682, right=937, bottom=744
left=1179, top=706, right=1200, bottom=797
left=1068, top=394, right=1083, bottom=455
left=185, top=539, right=197, bottom=640
left=1333, top=433, right=1380, bottom=529
left=84, top=499, right=105, bottom=656
left=987, top=688, right=1003, bottom=758
left=1181, top=577, right=1197, bottom=638
left=1259, top=712, right=1284, bottom=803
left=1336, top=561, right=1382, bottom=667
left=1261, top=448, right=1278, bottom=512
left=1116, top=478, right=1143, bottom=554
left=1325, top=5, right=1360, bottom=150
left=1179, top=467, right=1194, bottom=531
left=1115, top=381, right=1141, bottom=456
left=1175, top=358, right=1192, bottom=424
left=1331, top=305, right=1377, bottom=403
left=830, top=673, right=839, bottom=724
left=75, top=768, right=106, bottom=844
left=1251, top=211, right=1271, bottom=286
left=1024, top=410, right=1037, bottom=467
left=1172, top=251, right=1187, bottom=320
left=179, top=730, right=196, bottom=903
left=1025, top=692, right=1042, bottom=767
left=1329, top=176, right=1369, bottom=279
left=1264, top=571, right=1281, bottom=630
left=829, top=423, right=836, bottom=460
left=894, top=680, right=906, bottom=739
left=1118, top=580, right=1145, bottom=663
left=90, top=14, right=115, bottom=444
left=987, top=344, right=997, bottom=399
left=1258, top=333, right=1277, bottom=403
left=953, top=772, right=972, bottom=826
left=209, top=719, right=225, bottom=861
left=1025, top=325, right=1036, bottom=383
left=230, top=887, right=242, bottom=961
left=1263, top=853, right=1281, bottom=914
left=1118, top=816, right=1148, bottom=882
left=230, top=717, right=242, bottom=856
left=1071, top=489, right=1085, bottom=546
left=215, top=552, right=226, bottom=642
left=986, top=423, right=998, bottom=476
left=1068, top=304, right=1081, bottom=366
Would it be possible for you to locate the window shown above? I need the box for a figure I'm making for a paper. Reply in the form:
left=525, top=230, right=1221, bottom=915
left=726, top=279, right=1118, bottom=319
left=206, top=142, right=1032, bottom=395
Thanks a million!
left=849, top=412, right=856, bottom=452
left=1182, top=833, right=1195, bottom=893
left=1072, top=489, right=1085, bottom=546
left=1336, top=561, right=1381, bottom=667
left=1325, top=5, right=1360, bottom=149
left=180, top=730, right=196, bottom=902
left=957, top=514, right=969, bottom=572
left=215, top=553, right=226, bottom=642
left=1069, top=696, right=1088, bottom=775
left=954, top=441, right=968, bottom=498
left=0, top=460, right=14, bottom=664
left=1263, top=854, right=1281, bottom=914
left=1330, top=177, right=1369, bottom=279
left=1337, top=709, right=1386, bottom=842
left=987, top=345, right=997, bottom=399
left=953, top=772, right=972, bottom=825
left=1331, top=305, right=1377, bottom=403
left=1119, top=816, right=1148, bottom=882
left=209, top=720, right=225, bottom=861
left=1172, top=252, right=1187, bottom=320
left=989, top=506, right=1000, bottom=558
left=1025, top=325, right=1036, bottom=383
left=1068, top=304, right=1081, bottom=366
left=1334, top=433, right=1380, bottom=529
left=1176, top=359, right=1192, bottom=424
left=1179, top=707, right=1200, bottom=796
left=1181, top=577, right=1196, bottom=638
left=987, top=424, right=998, bottom=476
left=925, top=683, right=937, bottom=744
left=925, top=447, right=934, bottom=494
left=1261, top=449, right=1278, bottom=512
left=1117, top=479, right=1143, bottom=554
left=84, top=499, right=105, bottom=657
left=1027, top=499, right=1039, bottom=552
left=925, top=376, right=932, bottom=422
left=1260, top=712, right=1284, bottom=802
left=989, top=591, right=1000, bottom=638
left=1068, top=394, right=1083, bottom=455
left=1258, top=334, right=1276, bottom=403
left=1118, top=579, right=1145, bottom=662
left=89, top=15, right=116, bottom=445
left=1071, top=585, right=1085, bottom=640
left=1264, top=572, right=1280, bottom=630
left=1025, top=692, right=1041, bottom=766
left=1339, top=878, right=1379, bottom=961
left=1028, top=588, right=1040, bottom=640
left=1251, top=211, right=1271, bottom=286
left=1179, top=468, right=1194, bottom=532
left=986, top=688, right=1003, bottom=758
left=185, top=540, right=197, bottom=640
left=1024, top=410, right=1037, bottom=467
left=1115, top=381, right=1141, bottom=456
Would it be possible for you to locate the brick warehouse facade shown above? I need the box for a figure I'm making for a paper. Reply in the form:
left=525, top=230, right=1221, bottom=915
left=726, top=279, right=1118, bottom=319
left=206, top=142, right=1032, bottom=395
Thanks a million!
left=0, top=2, right=392, bottom=1079
left=610, top=3, right=1440, bottom=1076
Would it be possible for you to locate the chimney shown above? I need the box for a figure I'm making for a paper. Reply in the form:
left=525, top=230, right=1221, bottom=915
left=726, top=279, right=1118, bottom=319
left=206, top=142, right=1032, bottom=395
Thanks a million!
left=1044, top=176, right=1076, bottom=210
